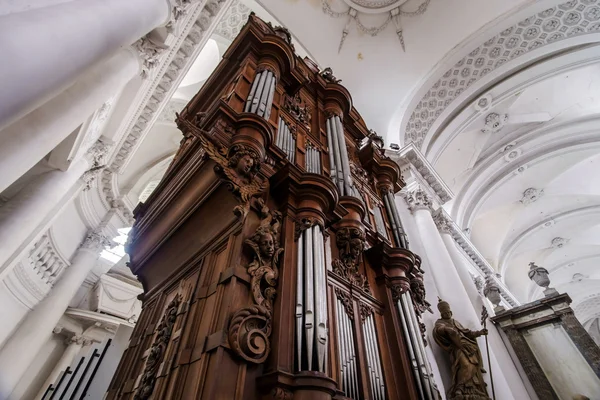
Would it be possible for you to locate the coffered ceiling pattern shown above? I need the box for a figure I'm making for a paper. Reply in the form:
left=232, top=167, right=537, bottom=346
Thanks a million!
left=403, top=0, right=600, bottom=149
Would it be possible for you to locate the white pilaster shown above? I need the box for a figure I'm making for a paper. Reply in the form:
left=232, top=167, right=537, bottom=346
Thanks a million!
left=435, top=210, right=532, bottom=400
left=0, top=49, right=138, bottom=193
left=0, top=228, right=112, bottom=398
left=0, top=0, right=169, bottom=129
left=0, top=141, right=110, bottom=278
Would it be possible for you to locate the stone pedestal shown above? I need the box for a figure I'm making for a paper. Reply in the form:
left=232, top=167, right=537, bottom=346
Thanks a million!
left=492, top=293, right=600, bottom=400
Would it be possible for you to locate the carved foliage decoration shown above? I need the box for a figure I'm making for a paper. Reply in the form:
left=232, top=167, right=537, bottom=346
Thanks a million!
left=134, top=294, right=181, bottom=400
left=335, top=288, right=355, bottom=320
left=332, top=227, right=370, bottom=292
left=294, top=217, right=319, bottom=241
left=283, top=93, right=312, bottom=131
left=229, top=207, right=283, bottom=364
left=359, top=302, right=373, bottom=323
left=176, top=115, right=267, bottom=218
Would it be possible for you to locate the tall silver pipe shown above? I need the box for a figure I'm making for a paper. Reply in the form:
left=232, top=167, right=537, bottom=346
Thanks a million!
left=396, top=299, right=425, bottom=400
left=368, top=316, right=386, bottom=400
left=313, top=226, right=327, bottom=372
left=387, top=192, right=408, bottom=249
left=328, top=116, right=344, bottom=193
left=335, top=115, right=353, bottom=196
left=286, top=126, right=292, bottom=161
left=367, top=317, right=382, bottom=400
left=304, top=226, right=315, bottom=370
left=296, top=231, right=304, bottom=371
left=362, top=316, right=378, bottom=400
left=257, top=71, right=271, bottom=116
left=336, top=299, right=349, bottom=395
left=264, top=75, right=276, bottom=119
left=276, top=118, right=283, bottom=148
left=326, top=118, right=337, bottom=183
left=383, top=194, right=402, bottom=246
left=244, top=71, right=261, bottom=112
left=345, top=313, right=359, bottom=399
left=306, top=145, right=312, bottom=172
left=401, top=294, right=433, bottom=400
left=292, top=135, right=296, bottom=163
left=406, top=294, right=436, bottom=398
left=250, top=70, right=268, bottom=114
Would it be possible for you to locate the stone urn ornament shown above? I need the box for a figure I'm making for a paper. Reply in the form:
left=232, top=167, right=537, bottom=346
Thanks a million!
left=527, top=262, right=558, bottom=297
left=483, top=276, right=504, bottom=313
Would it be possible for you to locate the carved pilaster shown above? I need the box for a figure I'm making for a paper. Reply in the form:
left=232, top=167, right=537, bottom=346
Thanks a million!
left=403, top=187, right=432, bottom=212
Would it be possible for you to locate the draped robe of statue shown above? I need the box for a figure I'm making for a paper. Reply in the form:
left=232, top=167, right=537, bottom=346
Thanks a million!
left=433, top=307, right=490, bottom=400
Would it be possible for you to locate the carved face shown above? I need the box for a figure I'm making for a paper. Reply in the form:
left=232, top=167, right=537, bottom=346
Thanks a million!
left=411, top=279, right=425, bottom=299
left=236, top=154, right=255, bottom=177
left=349, top=238, right=363, bottom=260
left=259, top=233, right=274, bottom=259
left=441, top=310, right=452, bottom=319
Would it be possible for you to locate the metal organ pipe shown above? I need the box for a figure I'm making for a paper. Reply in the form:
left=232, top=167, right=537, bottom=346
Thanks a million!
left=304, top=226, right=315, bottom=370
left=368, top=316, right=386, bottom=399
left=264, top=75, right=276, bottom=119
left=334, top=115, right=354, bottom=196
left=326, top=118, right=337, bottom=183
left=396, top=297, right=425, bottom=400
left=362, top=315, right=378, bottom=400
left=327, top=116, right=344, bottom=193
left=383, top=193, right=402, bottom=247
left=296, top=231, right=304, bottom=372
left=387, top=192, right=408, bottom=249
left=335, top=299, right=349, bottom=395
left=249, top=70, right=268, bottom=114
left=244, top=71, right=260, bottom=112
left=313, top=225, right=327, bottom=372
left=400, top=294, right=434, bottom=400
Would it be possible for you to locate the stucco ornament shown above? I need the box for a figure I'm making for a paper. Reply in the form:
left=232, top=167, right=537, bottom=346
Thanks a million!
left=321, top=0, right=431, bottom=52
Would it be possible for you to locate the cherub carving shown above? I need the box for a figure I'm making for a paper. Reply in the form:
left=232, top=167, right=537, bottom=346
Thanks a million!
left=245, top=210, right=283, bottom=312
left=175, top=115, right=267, bottom=218
left=410, top=277, right=433, bottom=317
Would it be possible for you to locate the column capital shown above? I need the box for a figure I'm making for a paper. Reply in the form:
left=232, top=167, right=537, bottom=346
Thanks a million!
left=80, top=228, right=114, bottom=253
left=402, top=186, right=432, bottom=212
left=432, top=208, right=452, bottom=233
left=132, top=35, right=170, bottom=79
left=85, top=139, right=112, bottom=167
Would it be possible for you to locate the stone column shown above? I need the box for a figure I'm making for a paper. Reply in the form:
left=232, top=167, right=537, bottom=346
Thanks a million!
left=0, top=0, right=169, bottom=129
left=0, top=49, right=138, bottom=193
left=0, top=229, right=112, bottom=398
left=0, top=141, right=109, bottom=278
left=34, top=334, right=91, bottom=400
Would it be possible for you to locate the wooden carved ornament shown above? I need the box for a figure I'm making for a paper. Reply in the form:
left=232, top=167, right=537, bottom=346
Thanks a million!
left=332, top=227, right=370, bottom=292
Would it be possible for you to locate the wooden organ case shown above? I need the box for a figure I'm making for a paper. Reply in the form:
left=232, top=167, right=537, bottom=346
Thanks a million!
left=107, top=14, right=436, bottom=400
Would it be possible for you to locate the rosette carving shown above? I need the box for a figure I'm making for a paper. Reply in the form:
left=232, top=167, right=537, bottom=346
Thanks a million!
left=229, top=208, right=283, bottom=364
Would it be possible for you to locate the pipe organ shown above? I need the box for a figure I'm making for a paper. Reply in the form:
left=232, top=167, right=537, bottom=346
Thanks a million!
left=107, top=14, right=436, bottom=400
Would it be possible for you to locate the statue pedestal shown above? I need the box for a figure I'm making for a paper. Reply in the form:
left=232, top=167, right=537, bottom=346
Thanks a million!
left=491, top=293, right=600, bottom=400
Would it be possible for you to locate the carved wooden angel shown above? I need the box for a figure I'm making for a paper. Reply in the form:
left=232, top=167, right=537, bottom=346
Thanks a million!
left=175, top=115, right=267, bottom=218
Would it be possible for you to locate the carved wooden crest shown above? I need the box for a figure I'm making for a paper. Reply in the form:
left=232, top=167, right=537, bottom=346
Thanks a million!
left=283, top=93, right=311, bottom=132
left=410, top=276, right=432, bottom=317
left=228, top=205, right=283, bottom=364
left=335, top=288, right=354, bottom=320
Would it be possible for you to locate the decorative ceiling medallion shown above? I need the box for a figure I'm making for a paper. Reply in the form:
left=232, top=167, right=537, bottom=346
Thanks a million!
left=520, top=187, right=544, bottom=205
left=551, top=237, right=568, bottom=249
left=481, top=112, right=509, bottom=134
left=322, top=0, right=431, bottom=52
left=473, top=93, right=493, bottom=112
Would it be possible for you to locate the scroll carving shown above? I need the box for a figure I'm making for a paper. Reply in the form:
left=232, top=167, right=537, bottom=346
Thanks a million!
left=270, top=387, right=293, bottom=400
left=283, top=93, right=311, bottom=132
left=320, top=67, right=342, bottom=83
left=229, top=208, right=283, bottom=364
left=359, top=302, right=373, bottom=323
left=134, top=294, right=181, bottom=400
left=335, top=287, right=354, bottom=320
left=332, top=227, right=370, bottom=292
left=389, top=283, right=406, bottom=302
left=176, top=115, right=267, bottom=218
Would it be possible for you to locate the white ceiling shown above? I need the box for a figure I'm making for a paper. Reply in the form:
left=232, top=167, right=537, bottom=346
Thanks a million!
left=431, top=60, right=600, bottom=324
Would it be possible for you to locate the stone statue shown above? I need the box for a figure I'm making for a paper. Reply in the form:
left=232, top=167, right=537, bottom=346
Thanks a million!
left=433, top=299, right=490, bottom=400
